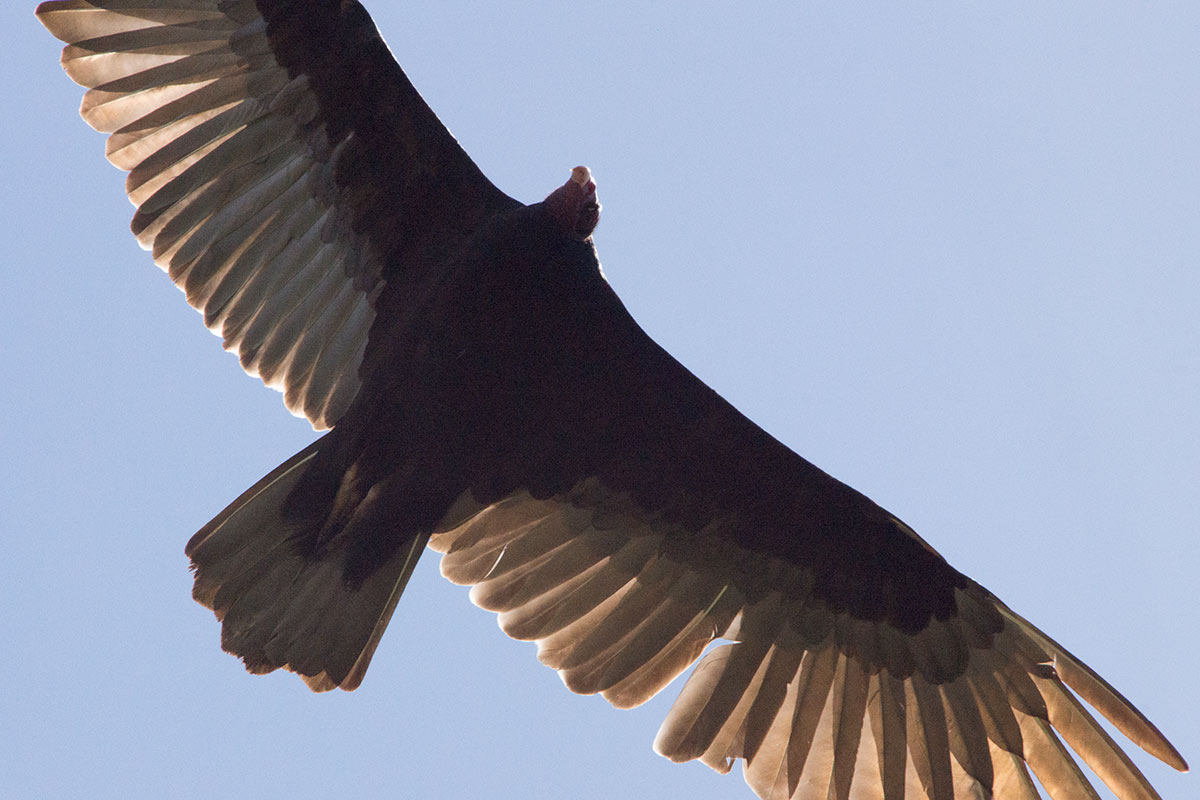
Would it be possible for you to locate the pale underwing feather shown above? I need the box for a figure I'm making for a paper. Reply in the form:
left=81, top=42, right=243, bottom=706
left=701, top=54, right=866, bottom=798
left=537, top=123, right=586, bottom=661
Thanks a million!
left=126, top=98, right=267, bottom=197
left=251, top=262, right=350, bottom=385
left=829, top=653, right=870, bottom=800
left=471, top=533, right=626, bottom=616
left=781, top=643, right=838, bottom=796
left=210, top=220, right=333, bottom=343
left=179, top=175, right=319, bottom=306
left=1004, top=606, right=1188, bottom=772
left=741, top=646, right=805, bottom=794
left=430, top=479, right=1183, bottom=800
left=990, top=740, right=1042, bottom=800
left=264, top=279, right=362, bottom=396
left=741, top=640, right=805, bottom=765
left=867, top=670, right=908, bottom=800
left=601, top=582, right=740, bottom=708
left=1032, top=672, right=1161, bottom=800
left=940, top=678, right=994, bottom=790
left=41, top=0, right=379, bottom=429
left=699, top=636, right=778, bottom=773
left=968, top=663, right=1025, bottom=756
left=1017, top=711, right=1102, bottom=800
left=907, top=675, right=954, bottom=800
left=554, top=556, right=686, bottom=673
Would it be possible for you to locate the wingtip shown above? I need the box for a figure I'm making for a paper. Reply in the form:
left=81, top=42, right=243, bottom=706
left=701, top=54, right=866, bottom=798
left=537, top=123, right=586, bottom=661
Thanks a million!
left=33, top=0, right=78, bottom=39
left=1158, top=741, right=1189, bottom=773
left=996, top=601, right=1190, bottom=773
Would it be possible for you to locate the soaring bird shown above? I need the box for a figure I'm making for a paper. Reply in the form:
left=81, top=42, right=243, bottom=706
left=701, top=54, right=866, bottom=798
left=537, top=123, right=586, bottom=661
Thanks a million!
left=37, top=2, right=1187, bottom=798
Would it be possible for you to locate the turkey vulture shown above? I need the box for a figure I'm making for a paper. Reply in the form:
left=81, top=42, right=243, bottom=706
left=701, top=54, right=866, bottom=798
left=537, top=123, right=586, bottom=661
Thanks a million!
left=36, top=2, right=1187, bottom=799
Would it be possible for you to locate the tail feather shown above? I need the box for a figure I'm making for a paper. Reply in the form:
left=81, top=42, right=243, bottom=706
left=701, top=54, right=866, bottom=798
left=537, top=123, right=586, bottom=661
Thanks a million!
left=186, top=435, right=426, bottom=691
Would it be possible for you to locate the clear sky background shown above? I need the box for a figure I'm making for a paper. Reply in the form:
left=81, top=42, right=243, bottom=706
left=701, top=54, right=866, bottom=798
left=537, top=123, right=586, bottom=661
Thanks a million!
left=3, top=3, right=1197, bottom=799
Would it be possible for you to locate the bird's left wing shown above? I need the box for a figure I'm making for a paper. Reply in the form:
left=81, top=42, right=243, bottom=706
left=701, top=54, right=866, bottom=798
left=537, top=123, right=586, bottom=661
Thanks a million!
left=426, top=293, right=1186, bottom=800
left=36, top=0, right=518, bottom=428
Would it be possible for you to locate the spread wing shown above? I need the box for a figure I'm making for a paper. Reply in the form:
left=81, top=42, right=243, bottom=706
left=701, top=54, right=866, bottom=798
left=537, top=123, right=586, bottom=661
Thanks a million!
left=36, top=0, right=517, bottom=428
left=426, top=289, right=1187, bottom=800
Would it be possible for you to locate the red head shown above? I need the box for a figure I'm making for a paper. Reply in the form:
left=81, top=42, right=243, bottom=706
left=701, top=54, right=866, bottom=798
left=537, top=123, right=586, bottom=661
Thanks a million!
left=544, top=166, right=601, bottom=240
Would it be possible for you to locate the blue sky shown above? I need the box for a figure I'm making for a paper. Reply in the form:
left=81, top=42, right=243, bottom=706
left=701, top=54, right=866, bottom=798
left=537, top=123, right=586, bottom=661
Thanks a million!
left=3, top=3, right=1196, bottom=799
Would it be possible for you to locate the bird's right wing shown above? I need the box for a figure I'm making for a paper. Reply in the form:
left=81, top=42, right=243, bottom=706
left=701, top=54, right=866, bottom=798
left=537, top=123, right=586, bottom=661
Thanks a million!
left=37, top=0, right=518, bottom=429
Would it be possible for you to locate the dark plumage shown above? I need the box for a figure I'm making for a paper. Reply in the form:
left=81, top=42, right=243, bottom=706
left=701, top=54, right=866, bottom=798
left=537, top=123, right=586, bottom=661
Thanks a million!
left=37, top=2, right=1187, bottom=798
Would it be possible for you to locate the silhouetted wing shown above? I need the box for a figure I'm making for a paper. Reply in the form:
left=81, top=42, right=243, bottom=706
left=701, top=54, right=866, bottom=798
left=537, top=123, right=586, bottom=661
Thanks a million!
left=37, top=0, right=517, bottom=428
left=427, top=300, right=1187, bottom=800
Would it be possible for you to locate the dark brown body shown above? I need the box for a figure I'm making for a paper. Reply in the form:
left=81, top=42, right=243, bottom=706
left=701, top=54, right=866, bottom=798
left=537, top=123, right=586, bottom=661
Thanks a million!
left=290, top=198, right=963, bottom=638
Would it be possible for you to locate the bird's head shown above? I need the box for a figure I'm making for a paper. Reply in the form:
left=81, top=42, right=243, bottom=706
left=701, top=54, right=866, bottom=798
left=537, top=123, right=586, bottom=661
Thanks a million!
left=544, top=166, right=601, bottom=240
